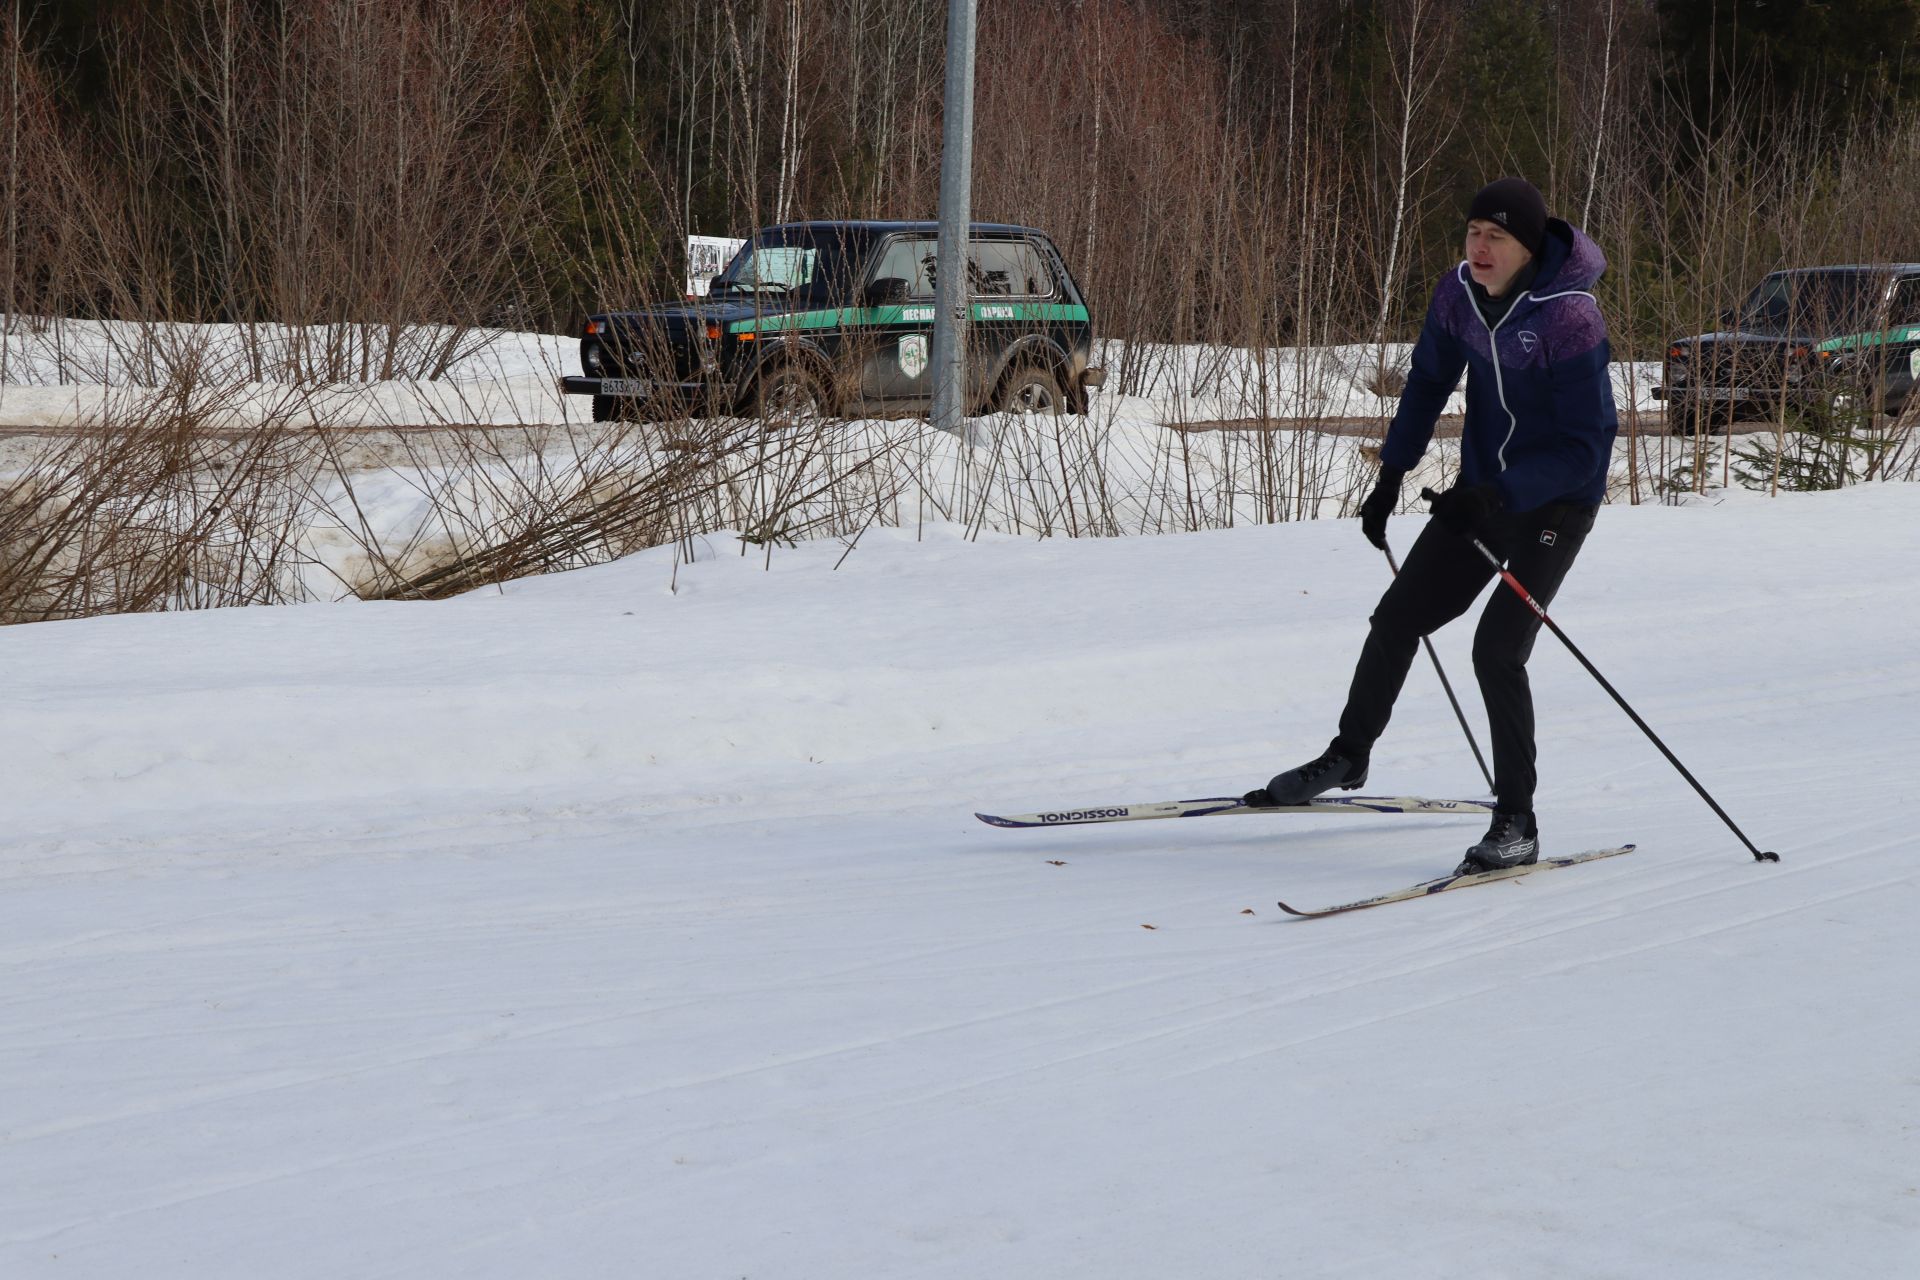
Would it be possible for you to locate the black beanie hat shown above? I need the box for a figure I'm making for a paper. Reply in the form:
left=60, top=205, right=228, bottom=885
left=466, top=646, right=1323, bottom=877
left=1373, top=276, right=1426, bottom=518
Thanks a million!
left=1467, top=178, right=1547, bottom=258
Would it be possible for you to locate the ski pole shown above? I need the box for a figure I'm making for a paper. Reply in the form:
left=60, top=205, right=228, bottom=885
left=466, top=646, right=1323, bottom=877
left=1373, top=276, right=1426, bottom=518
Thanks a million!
left=1384, top=542, right=1494, bottom=793
left=1419, top=488, right=1780, bottom=863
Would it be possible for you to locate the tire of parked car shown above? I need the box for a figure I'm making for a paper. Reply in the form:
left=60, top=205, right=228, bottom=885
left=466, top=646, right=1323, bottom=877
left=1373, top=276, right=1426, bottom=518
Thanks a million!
left=997, top=364, right=1066, bottom=417
left=592, top=393, right=634, bottom=423
left=1670, top=397, right=1732, bottom=437
left=753, top=362, right=833, bottom=427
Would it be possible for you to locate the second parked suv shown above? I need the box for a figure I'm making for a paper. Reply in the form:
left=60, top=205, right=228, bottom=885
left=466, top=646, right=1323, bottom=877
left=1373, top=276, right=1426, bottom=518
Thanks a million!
left=1654, top=264, right=1920, bottom=432
left=562, top=220, right=1104, bottom=423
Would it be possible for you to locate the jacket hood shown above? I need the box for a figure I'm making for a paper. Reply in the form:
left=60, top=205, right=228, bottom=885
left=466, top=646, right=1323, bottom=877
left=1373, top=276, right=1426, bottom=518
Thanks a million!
left=1445, top=218, right=1607, bottom=315
left=1530, top=218, right=1606, bottom=295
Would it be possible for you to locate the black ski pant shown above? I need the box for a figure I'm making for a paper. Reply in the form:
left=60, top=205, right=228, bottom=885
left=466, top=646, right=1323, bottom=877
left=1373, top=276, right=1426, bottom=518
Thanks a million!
left=1330, top=502, right=1597, bottom=813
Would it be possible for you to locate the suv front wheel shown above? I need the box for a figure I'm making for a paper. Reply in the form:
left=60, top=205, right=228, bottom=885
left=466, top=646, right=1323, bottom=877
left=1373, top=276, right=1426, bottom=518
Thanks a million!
left=591, top=393, right=635, bottom=423
left=753, top=364, right=832, bottom=427
left=1669, top=396, right=1734, bottom=437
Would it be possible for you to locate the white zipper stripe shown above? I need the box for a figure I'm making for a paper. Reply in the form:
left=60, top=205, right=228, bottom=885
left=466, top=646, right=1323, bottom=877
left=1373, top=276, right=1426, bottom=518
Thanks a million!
left=1451, top=266, right=1600, bottom=471
left=1456, top=262, right=1521, bottom=469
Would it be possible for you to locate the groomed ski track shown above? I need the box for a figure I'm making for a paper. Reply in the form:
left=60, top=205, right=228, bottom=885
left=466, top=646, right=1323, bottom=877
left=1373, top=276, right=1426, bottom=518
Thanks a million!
left=4, top=485, right=1917, bottom=1278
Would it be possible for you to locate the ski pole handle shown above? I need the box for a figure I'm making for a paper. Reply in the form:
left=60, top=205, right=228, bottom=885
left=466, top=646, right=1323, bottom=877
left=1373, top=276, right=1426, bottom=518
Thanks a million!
left=1417, top=488, right=1780, bottom=863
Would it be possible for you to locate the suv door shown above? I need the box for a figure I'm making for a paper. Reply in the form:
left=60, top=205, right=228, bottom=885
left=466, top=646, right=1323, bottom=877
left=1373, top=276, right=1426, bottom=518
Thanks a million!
left=858, top=235, right=940, bottom=406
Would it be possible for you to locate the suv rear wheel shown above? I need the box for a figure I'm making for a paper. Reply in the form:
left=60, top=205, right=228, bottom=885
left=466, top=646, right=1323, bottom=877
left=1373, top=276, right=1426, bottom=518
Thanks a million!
left=998, top=365, right=1064, bottom=416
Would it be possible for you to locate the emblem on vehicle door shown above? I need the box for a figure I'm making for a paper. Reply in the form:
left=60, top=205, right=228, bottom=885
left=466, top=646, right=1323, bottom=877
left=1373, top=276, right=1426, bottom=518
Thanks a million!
left=898, top=334, right=929, bottom=379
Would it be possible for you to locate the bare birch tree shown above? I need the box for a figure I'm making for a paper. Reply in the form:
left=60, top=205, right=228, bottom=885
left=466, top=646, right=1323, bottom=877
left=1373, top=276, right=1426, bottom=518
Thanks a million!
left=1367, top=0, right=1458, bottom=385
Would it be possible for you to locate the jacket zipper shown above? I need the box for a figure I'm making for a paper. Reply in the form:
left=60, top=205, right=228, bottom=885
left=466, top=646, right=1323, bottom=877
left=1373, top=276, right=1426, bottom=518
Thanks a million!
left=1456, top=264, right=1600, bottom=472
left=1459, top=263, right=1524, bottom=470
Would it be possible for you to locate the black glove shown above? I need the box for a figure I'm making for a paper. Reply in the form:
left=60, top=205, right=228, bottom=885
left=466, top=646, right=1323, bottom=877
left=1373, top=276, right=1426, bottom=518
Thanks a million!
left=1427, top=482, right=1502, bottom=538
left=1358, top=467, right=1406, bottom=550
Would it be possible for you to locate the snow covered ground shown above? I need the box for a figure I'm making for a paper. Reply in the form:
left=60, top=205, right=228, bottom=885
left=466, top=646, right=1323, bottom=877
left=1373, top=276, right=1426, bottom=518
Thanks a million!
left=6, top=481, right=1918, bottom=1277
left=0, top=320, right=580, bottom=432
left=0, top=318, right=1666, bottom=431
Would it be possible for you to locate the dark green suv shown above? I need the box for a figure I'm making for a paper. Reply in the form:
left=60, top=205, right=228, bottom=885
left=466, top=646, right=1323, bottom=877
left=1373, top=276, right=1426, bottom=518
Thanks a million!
left=562, top=220, right=1104, bottom=423
left=1654, top=264, right=1920, bottom=433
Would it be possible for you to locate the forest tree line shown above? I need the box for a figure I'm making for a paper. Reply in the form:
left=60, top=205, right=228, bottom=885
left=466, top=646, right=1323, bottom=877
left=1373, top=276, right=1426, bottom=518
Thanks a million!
left=5, top=0, right=1920, bottom=380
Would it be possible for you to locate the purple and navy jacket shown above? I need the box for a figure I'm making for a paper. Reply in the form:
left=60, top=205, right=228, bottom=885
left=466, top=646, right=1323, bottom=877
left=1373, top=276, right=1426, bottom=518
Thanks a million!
left=1380, top=218, right=1618, bottom=512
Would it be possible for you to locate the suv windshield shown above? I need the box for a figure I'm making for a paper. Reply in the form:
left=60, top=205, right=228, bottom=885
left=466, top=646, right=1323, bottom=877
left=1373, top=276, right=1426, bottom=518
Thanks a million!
left=710, top=227, right=862, bottom=302
left=1738, top=271, right=1883, bottom=336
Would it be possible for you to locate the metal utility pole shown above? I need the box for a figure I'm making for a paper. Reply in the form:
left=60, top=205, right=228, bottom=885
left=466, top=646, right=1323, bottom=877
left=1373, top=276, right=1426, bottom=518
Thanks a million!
left=930, top=0, right=977, bottom=436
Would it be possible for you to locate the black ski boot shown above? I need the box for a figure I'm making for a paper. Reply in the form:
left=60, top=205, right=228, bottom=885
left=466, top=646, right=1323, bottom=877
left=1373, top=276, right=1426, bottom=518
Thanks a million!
left=1454, top=811, right=1539, bottom=875
left=1244, top=750, right=1369, bottom=808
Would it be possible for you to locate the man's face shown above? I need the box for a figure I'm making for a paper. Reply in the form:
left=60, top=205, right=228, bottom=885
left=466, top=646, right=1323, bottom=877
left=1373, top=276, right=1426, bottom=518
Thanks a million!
left=1465, top=219, right=1533, bottom=297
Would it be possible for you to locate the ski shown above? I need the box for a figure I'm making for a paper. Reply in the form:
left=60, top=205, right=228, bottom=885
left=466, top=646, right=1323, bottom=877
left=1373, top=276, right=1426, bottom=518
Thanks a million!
left=975, top=794, right=1493, bottom=829
left=1276, top=844, right=1636, bottom=918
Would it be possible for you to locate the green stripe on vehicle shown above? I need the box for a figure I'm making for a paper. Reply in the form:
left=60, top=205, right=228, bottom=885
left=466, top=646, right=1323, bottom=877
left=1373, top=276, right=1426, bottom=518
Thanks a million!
left=1814, top=325, right=1920, bottom=353
left=730, top=301, right=1089, bottom=335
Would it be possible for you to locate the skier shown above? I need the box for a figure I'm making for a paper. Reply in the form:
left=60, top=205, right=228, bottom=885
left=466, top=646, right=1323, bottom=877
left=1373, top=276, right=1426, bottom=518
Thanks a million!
left=1246, top=177, right=1618, bottom=874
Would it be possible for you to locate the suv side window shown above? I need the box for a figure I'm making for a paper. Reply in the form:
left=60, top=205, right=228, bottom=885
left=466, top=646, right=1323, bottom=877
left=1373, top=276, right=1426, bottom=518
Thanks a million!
left=869, top=237, right=940, bottom=298
left=869, top=234, right=1058, bottom=300
left=1741, top=274, right=1790, bottom=328
left=967, top=239, right=1056, bottom=299
left=1890, top=278, right=1920, bottom=326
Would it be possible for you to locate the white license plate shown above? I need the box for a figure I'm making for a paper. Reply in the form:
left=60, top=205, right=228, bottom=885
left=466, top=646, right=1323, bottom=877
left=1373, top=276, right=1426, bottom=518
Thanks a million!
left=1695, top=387, right=1758, bottom=402
left=600, top=378, right=651, bottom=396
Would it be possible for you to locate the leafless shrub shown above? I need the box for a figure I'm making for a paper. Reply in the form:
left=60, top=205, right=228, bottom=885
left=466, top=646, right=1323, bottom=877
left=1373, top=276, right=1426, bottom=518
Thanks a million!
left=0, top=376, right=318, bottom=622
